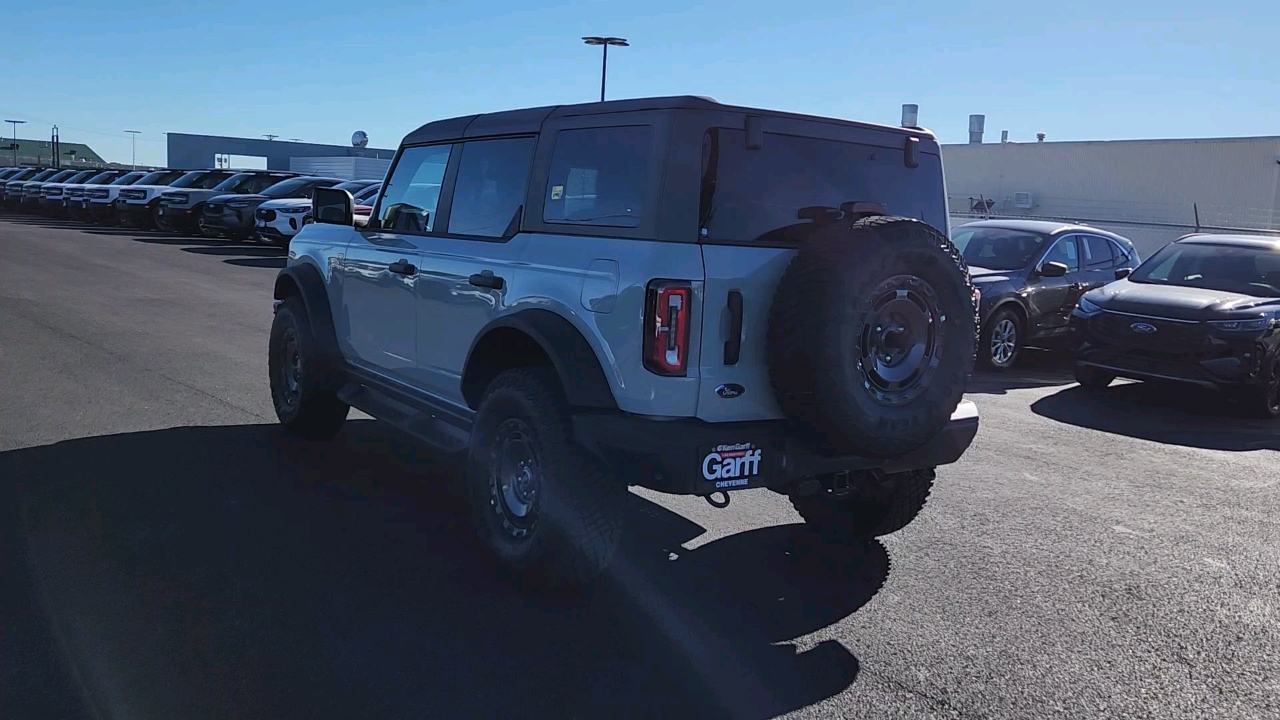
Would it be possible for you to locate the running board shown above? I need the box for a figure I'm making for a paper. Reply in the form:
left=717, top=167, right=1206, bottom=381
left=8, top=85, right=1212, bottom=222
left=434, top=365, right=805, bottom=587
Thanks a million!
left=338, top=383, right=472, bottom=454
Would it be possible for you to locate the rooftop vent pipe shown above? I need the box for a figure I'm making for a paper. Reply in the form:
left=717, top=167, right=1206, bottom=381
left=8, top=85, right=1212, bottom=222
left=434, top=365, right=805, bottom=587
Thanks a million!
left=968, top=114, right=985, bottom=144
left=901, top=104, right=919, bottom=128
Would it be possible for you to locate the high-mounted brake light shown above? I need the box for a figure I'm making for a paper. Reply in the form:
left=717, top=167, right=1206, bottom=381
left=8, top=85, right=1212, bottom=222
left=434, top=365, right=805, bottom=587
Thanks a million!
left=644, top=280, right=692, bottom=376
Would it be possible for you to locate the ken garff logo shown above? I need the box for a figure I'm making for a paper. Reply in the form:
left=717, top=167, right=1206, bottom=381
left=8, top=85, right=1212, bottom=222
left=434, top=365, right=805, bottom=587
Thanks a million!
left=1130, top=322, right=1158, bottom=334
left=715, top=383, right=746, bottom=399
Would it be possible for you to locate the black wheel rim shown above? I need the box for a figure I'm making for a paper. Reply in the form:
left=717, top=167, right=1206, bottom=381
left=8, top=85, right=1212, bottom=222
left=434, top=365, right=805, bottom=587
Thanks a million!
left=989, top=317, right=1017, bottom=366
left=488, top=419, right=542, bottom=540
left=277, top=328, right=301, bottom=411
left=859, top=275, right=945, bottom=406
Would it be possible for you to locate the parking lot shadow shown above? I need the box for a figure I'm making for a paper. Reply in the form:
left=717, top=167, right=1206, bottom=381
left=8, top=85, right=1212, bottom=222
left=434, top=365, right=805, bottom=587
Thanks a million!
left=967, top=350, right=1075, bottom=395
left=1031, top=382, right=1280, bottom=451
left=2, top=421, right=884, bottom=720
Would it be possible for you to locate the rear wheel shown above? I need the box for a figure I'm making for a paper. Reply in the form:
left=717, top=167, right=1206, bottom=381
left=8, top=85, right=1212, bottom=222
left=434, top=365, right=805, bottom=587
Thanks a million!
left=268, top=296, right=349, bottom=440
left=790, top=469, right=936, bottom=541
left=466, top=368, right=625, bottom=588
left=980, top=307, right=1022, bottom=371
left=1073, top=364, right=1115, bottom=390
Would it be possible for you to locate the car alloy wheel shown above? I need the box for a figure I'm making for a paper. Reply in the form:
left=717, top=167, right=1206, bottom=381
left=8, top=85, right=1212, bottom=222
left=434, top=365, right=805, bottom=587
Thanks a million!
left=990, top=317, right=1018, bottom=366
left=276, top=328, right=302, bottom=414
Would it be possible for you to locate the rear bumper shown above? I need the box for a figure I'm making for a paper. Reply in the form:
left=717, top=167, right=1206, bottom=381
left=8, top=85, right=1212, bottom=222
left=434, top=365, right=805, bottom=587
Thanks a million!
left=572, top=401, right=980, bottom=495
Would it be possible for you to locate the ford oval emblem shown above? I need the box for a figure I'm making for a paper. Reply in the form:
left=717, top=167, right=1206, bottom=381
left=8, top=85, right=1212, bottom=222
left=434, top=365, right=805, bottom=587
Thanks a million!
left=1130, top=322, right=1158, bottom=334
left=715, top=383, right=746, bottom=399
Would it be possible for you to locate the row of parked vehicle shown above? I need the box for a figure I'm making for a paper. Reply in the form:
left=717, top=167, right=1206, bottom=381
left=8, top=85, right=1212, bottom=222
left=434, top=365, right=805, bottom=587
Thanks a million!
left=0, top=165, right=381, bottom=247
left=955, top=218, right=1280, bottom=418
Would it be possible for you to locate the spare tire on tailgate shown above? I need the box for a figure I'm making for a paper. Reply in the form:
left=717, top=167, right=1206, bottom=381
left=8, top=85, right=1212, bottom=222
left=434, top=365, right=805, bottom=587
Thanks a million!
left=767, top=216, right=975, bottom=458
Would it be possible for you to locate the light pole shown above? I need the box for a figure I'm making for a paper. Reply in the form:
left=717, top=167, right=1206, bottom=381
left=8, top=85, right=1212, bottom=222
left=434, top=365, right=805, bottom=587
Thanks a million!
left=582, top=36, right=628, bottom=102
left=5, top=119, right=25, bottom=166
left=125, top=130, right=141, bottom=169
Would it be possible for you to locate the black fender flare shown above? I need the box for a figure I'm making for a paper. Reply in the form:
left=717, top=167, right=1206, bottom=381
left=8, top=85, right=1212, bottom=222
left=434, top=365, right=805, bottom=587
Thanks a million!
left=273, top=263, right=344, bottom=387
left=463, top=309, right=618, bottom=410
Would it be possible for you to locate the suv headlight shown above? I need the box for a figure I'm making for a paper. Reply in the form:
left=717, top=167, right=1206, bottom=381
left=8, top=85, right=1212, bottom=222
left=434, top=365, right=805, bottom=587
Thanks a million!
left=1076, top=296, right=1103, bottom=316
left=277, top=206, right=307, bottom=214
left=227, top=199, right=253, bottom=208
left=1208, top=316, right=1271, bottom=332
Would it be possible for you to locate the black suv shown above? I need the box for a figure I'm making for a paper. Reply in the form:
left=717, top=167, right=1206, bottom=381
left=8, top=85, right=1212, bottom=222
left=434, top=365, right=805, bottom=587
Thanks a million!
left=954, top=220, right=1140, bottom=369
left=1072, top=233, right=1280, bottom=417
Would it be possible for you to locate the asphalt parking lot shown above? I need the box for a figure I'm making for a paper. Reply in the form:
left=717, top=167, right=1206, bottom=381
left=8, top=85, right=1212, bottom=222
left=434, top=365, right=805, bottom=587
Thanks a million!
left=1, top=215, right=1278, bottom=720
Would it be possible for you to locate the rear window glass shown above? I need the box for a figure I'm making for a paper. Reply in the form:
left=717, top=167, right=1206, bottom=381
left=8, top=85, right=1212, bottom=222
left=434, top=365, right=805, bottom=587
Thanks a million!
left=700, top=129, right=947, bottom=245
left=543, top=126, right=652, bottom=229
left=951, top=227, right=1049, bottom=271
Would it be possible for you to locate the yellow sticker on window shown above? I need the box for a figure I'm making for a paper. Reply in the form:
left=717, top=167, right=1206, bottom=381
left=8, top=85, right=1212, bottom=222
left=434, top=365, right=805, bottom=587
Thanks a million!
left=550, top=185, right=564, bottom=201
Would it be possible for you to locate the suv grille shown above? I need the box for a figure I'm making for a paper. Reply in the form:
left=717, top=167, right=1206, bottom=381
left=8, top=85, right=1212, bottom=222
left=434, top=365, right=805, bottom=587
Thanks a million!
left=205, top=203, right=223, bottom=214
left=1091, top=312, right=1208, bottom=352
left=257, top=208, right=276, bottom=221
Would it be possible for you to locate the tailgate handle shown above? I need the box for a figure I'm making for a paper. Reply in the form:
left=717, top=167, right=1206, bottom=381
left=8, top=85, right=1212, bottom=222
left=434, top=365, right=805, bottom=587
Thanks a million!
left=724, top=291, right=743, bottom=365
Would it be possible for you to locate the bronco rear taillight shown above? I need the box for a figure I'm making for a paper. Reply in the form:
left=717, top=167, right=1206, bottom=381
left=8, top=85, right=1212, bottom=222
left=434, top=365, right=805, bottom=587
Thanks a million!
left=644, top=280, right=692, bottom=376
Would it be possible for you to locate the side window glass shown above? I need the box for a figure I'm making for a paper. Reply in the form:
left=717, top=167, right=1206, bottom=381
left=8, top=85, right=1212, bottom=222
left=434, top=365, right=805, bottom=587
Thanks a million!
left=1043, top=236, right=1080, bottom=272
left=543, top=126, right=653, bottom=228
left=1109, top=240, right=1131, bottom=267
left=447, top=137, right=536, bottom=238
left=1084, top=236, right=1115, bottom=269
left=379, top=144, right=453, bottom=234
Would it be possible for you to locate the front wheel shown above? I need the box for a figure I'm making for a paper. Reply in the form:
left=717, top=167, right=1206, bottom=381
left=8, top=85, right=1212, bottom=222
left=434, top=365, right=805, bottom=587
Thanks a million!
left=1073, top=364, right=1115, bottom=390
left=268, top=296, right=349, bottom=440
left=980, top=308, right=1023, bottom=371
left=1245, top=355, right=1280, bottom=419
left=790, top=468, right=936, bottom=541
left=466, top=368, right=625, bottom=588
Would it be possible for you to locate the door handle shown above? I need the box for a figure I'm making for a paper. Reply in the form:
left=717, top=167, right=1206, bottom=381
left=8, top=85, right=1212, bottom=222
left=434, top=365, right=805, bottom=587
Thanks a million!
left=388, top=259, right=416, bottom=276
left=469, top=271, right=505, bottom=290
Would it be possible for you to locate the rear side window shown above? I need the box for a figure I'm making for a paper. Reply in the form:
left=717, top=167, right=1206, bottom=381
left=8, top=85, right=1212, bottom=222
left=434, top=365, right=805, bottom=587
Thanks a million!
left=447, top=137, right=536, bottom=238
left=700, top=129, right=947, bottom=245
left=1082, top=235, right=1116, bottom=268
left=543, top=126, right=652, bottom=229
left=379, top=144, right=453, bottom=234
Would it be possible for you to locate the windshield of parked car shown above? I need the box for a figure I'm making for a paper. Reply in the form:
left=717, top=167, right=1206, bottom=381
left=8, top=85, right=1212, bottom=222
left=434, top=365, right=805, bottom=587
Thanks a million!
left=212, top=173, right=255, bottom=192
left=1128, top=242, right=1280, bottom=297
left=354, top=183, right=381, bottom=203
left=63, top=170, right=96, bottom=183
left=333, top=180, right=374, bottom=194
left=135, top=170, right=184, bottom=186
left=170, top=171, right=234, bottom=189
left=27, top=169, right=59, bottom=181
left=82, top=172, right=118, bottom=184
left=699, top=129, right=948, bottom=245
left=262, top=177, right=332, bottom=199
left=110, top=172, right=147, bottom=185
left=950, top=227, right=1050, bottom=271
left=43, top=170, right=78, bottom=182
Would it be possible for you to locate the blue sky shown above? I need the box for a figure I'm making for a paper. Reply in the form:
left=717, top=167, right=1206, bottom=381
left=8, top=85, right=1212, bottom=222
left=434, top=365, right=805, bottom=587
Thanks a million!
left=1, top=1, right=1276, bottom=167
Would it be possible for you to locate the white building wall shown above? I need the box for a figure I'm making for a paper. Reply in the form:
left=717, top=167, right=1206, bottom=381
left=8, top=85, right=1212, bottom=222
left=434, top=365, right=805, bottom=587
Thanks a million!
left=943, top=136, right=1280, bottom=259
left=289, top=156, right=391, bottom=182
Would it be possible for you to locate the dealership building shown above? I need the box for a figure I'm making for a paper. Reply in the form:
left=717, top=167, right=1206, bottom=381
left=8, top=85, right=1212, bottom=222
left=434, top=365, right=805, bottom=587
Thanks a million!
left=165, top=133, right=395, bottom=173
left=939, top=113, right=1280, bottom=258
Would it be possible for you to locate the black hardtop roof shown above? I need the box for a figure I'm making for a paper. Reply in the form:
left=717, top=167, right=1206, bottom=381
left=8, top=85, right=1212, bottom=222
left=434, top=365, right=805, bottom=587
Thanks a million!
left=402, top=95, right=936, bottom=147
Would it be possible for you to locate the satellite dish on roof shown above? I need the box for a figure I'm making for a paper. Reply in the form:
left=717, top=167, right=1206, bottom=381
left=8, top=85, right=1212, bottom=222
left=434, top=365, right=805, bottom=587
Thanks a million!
left=351, top=131, right=369, bottom=148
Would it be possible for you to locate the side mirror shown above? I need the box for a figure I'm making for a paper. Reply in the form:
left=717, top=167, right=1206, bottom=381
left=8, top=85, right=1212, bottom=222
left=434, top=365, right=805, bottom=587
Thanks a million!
left=311, top=187, right=354, bottom=226
left=1114, top=267, right=1132, bottom=280
left=1038, top=261, right=1069, bottom=278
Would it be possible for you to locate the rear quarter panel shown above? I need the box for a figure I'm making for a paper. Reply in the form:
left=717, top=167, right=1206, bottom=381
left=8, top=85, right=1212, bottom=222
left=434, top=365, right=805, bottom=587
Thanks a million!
left=513, top=234, right=704, bottom=417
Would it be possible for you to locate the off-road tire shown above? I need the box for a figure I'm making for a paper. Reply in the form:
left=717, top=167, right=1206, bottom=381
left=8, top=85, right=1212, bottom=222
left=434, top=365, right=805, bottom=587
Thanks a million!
left=768, top=216, right=976, bottom=458
left=790, top=468, right=936, bottom=541
left=980, top=307, right=1023, bottom=371
left=1073, top=364, right=1115, bottom=390
left=466, top=368, right=625, bottom=588
left=268, top=296, right=349, bottom=440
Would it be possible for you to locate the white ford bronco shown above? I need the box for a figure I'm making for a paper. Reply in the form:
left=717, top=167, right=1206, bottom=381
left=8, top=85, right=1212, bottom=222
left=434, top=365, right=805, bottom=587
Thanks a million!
left=268, top=96, right=979, bottom=586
